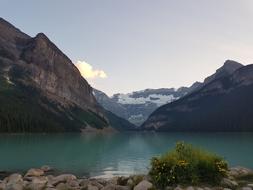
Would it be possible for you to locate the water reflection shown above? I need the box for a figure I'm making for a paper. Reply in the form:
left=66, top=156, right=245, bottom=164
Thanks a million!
left=0, top=132, right=252, bottom=177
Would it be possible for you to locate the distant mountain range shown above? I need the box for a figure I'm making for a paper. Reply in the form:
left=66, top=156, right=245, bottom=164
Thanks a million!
left=93, top=86, right=197, bottom=126
left=93, top=60, right=243, bottom=126
left=0, top=17, right=135, bottom=132
left=141, top=60, right=253, bottom=131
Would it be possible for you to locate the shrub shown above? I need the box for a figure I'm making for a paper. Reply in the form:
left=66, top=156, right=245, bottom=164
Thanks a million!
left=149, top=142, right=228, bottom=187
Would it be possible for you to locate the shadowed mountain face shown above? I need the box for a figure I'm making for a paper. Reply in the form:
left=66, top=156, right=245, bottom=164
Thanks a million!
left=141, top=61, right=253, bottom=132
left=0, top=18, right=134, bottom=132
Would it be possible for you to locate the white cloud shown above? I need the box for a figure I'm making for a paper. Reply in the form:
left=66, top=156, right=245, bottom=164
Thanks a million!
left=75, top=60, right=107, bottom=79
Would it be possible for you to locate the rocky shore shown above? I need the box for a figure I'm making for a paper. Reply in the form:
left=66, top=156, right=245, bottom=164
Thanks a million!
left=0, top=166, right=253, bottom=190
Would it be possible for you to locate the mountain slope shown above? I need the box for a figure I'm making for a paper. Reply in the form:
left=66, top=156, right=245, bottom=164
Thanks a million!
left=141, top=62, right=253, bottom=131
left=93, top=60, right=242, bottom=126
left=0, top=18, right=133, bottom=132
left=93, top=87, right=195, bottom=126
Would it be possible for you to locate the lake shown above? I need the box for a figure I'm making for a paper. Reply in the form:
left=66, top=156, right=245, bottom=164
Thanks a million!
left=0, top=132, right=252, bottom=178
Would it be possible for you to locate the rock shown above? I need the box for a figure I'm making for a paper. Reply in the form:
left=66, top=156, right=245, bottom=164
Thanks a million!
left=56, top=183, right=70, bottom=190
left=229, top=166, right=253, bottom=179
left=117, top=176, right=129, bottom=186
left=221, top=178, right=238, bottom=188
left=126, top=179, right=134, bottom=187
left=196, top=188, right=204, bottom=190
left=0, top=182, right=6, bottom=190
left=67, top=179, right=80, bottom=188
left=25, top=168, right=44, bottom=177
left=31, top=176, right=48, bottom=184
left=41, top=165, right=53, bottom=172
left=5, top=183, right=24, bottom=190
left=6, top=173, right=23, bottom=184
left=108, top=177, right=119, bottom=185
left=174, top=186, right=183, bottom=190
left=133, top=180, right=153, bottom=190
left=248, top=184, right=253, bottom=188
left=242, top=187, right=252, bottom=190
left=186, top=186, right=195, bottom=190
left=96, top=179, right=108, bottom=186
left=89, top=180, right=104, bottom=189
left=101, top=184, right=130, bottom=190
left=203, top=187, right=212, bottom=190
left=88, top=184, right=99, bottom=190
left=51, top=174, right=77, bottom=186
left=26, top=182, right=46, bottom=190
left=223, top=188, right=232, bottom=190
left=79, top=179, right=90, bottom=187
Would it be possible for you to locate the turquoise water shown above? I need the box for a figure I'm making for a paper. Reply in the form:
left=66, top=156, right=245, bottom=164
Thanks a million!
left=0, top=132, right=252, bottom=178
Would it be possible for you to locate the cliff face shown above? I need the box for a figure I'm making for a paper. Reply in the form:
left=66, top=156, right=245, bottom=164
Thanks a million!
left=0, top=18, right=111, bottom=132
left=19, top=33, right=101, bottom=114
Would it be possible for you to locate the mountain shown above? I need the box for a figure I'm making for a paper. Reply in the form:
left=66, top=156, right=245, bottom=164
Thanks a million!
left=0, top=18, right=133, bottom=132
left=93, top=85, right=199, bottom=126
left=141, top=61, right=253, bottom=131
left=93, top=60, right=242, bottom=126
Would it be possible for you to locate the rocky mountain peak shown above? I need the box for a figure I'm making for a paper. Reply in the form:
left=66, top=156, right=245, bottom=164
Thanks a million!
left=0, top=17, right=30, bottom=41
left=204, top=60, right=243, bottom=84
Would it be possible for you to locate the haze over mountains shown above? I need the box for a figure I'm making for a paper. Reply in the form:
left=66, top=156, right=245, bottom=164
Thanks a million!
left=0, top=17, right=134, bottom=132
left=93, top=60, right=243, bottom=126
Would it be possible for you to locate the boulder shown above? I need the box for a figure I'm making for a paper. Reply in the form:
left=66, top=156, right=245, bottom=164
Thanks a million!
left=6, top=173, right=23, bottom=184
left=101, top=184, right=130, bottom=190
left=186, top=186, right=195, bottom=190
left=26, top=182, right=46, bottom=190
left=89, top=180, right=104, bottom=189
left=126, top=178, right=134, bottom=187
left=133, top=180, right=153, bottom=190
left=88, top=184, right=99, bottom=190
left=0, top=182, right=6, bottom=190
left=229, top=166, right=253, bottom=179
left=51, top=174, right=77, bottom=186
left=25, top=168, right=44, bottom=177
left=174, top=186, right=183, bottom=190
left=242, top=187, right=252, bottom=190
left=5, top=183, right=23, bottom=190
left=79, top=179, right=90, bottom=187
left=55, top=182, right=76, bottom=190
left=67, top=179, right=80, bottom=188
left=221, top=178, right=238, bottom=188
left=41, top=165, right=53, bottom=172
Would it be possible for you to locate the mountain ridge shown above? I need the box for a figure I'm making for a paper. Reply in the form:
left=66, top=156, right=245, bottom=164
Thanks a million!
left=141, top=61, right=253, bottom=131
left=0, top=17, right=134, bottom=132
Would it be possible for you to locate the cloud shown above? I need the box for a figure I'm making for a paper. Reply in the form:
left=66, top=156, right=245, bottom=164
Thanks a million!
left=75, top=60, right=107, bottom=79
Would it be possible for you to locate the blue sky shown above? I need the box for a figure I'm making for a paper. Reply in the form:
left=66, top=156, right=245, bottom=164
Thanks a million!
left=1, top=0, right=253, bottom=95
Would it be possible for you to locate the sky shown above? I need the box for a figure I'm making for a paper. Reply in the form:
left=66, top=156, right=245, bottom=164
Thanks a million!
left=1, top=0, right=253, bottom=96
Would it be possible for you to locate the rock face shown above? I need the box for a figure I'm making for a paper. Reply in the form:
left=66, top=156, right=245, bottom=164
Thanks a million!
left=0, top=17, right=133, bottom=132
left=141, top=61, right=253, bottom=131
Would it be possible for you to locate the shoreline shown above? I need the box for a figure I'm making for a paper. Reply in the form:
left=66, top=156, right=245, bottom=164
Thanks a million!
left=0, top=166, right=253, bottom=190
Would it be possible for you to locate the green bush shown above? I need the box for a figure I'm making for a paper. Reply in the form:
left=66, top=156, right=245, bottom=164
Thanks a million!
left=149, top=142, right=228, bottom=187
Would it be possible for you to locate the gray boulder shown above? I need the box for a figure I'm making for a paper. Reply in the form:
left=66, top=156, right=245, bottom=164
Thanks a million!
left=133, top=180, right=153, bottom=190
